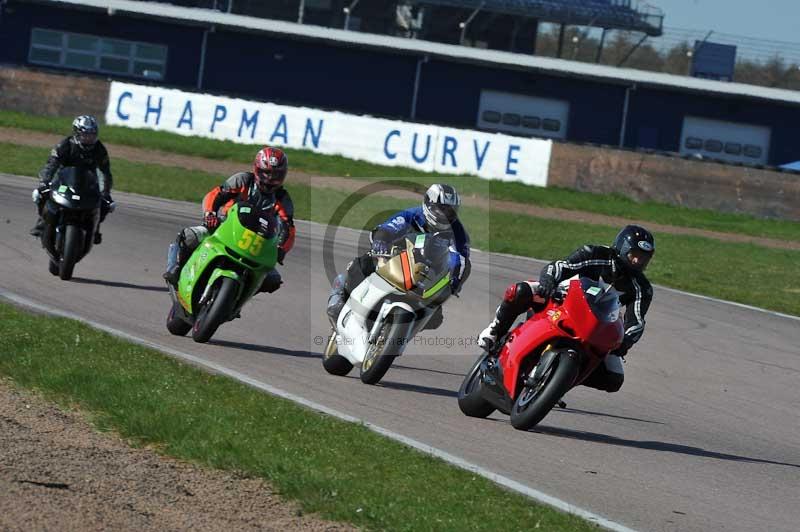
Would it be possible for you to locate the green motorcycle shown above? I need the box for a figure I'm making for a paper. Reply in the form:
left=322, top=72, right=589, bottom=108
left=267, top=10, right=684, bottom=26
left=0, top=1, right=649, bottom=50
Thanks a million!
left=165, top=201, right=279, bottom=343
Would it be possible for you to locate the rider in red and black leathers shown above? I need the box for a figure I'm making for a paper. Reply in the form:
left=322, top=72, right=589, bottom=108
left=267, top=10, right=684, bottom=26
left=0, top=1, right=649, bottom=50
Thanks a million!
left=162, top=147, right=294, bottom=292
left=31, top=115, right=114, bottom=243
left=478, top=225, right=655, bottom=393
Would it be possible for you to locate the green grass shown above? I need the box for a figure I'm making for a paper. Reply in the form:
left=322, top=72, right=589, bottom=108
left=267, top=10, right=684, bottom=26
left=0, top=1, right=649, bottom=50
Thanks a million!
left=4, top=109, right=800, bottom=242
left=3, top=141, right=800, bottom=315
left=0, top=302, right=597, bottom=532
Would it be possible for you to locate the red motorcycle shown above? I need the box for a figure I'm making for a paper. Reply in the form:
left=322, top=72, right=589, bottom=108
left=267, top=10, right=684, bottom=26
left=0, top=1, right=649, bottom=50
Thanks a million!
left=458, top=277, right=624, bottom=431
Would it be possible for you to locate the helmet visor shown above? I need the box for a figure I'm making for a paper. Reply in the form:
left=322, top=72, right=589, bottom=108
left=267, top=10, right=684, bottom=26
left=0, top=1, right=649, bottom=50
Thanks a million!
left=76, top=131, right=97, bottom=146
left=627, top=248, right=652, bottom=271
left=255, top=169, right=285, bottom=192
left=430, top=204, right=459, bottom=224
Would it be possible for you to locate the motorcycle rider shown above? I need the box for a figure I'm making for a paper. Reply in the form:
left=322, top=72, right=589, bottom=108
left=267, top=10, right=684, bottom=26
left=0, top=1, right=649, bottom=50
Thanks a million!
left=30, top=115, right=115, bottom=243
left=162, top=146, right=295, bottom=293
left=326, top=183, right=470, bottom=328
left=478, top=225, right=655, bottom=393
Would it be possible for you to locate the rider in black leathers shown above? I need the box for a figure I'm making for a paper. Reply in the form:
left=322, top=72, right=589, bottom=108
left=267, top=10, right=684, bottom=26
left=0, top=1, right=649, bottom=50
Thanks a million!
left=30, top=115, right=114, bottom=244
left=478, top=225, right=655, bottom=393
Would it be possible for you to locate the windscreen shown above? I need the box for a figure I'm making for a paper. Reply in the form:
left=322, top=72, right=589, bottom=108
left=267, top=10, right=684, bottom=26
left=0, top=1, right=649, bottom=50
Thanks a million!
left=236, top=202, right=278, bottom=239
left=411, top=233, right=451, bottom=278
left=580, top=277, right=621, bottom=323
left=52, top=167, right=101, bottom=197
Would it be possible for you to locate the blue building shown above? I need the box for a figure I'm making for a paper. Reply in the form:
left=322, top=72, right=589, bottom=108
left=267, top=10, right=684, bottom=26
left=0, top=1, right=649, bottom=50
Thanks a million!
left=1, top=0, right=798, bottom=166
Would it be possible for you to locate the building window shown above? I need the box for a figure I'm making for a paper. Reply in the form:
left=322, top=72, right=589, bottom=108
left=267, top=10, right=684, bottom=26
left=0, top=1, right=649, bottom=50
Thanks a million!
left=502, top=113, right=521, bottom=126
left=481, top=110, right=501, bottom=124
left=542, top=119, right=561, bottom=132
left=685, top=137, right=703, bottom=149
left=704, top=139, right=723, bottom=153
left=521, top=116, right=541, bottom=129
left=724, top=142, right=742, bottom=155
left=29, top=28, right=167, bottom=80
left=743, top=145, right=763, bottom=159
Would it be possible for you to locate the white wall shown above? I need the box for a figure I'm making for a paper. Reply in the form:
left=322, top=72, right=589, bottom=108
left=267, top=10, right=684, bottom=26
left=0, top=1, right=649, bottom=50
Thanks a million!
left=105, top=82, right=553, bottom=186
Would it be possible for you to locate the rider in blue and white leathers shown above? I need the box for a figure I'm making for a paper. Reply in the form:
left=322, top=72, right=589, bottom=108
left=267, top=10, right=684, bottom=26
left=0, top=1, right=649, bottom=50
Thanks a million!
left=326, top=184, right=470, bottom=328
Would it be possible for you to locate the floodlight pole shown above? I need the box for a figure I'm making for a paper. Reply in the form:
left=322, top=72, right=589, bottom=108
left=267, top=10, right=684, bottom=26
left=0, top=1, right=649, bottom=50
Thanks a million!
left=617, top=33, right=648, bottom=67
left=343, top=0, right=361, bottom=31
left=595, top=28, right=607, bottom=63
left=459, top=1, right=485, bottom=46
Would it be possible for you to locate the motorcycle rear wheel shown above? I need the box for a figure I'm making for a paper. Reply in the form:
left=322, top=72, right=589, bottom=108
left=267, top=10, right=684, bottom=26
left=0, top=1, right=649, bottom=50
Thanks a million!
left=192, top=277, right=238, bottom=343
left=509, top=351, right=579, bottom=431
left=457, top=354, right=496, bottom=418
left=166, top=301, right=192, bottom=336
left=322, top=332, right=353, bottom=376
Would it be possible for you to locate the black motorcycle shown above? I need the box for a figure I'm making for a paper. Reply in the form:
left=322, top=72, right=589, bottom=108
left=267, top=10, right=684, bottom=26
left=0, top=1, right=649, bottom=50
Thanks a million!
left=37, top=167, right=104, bottom=280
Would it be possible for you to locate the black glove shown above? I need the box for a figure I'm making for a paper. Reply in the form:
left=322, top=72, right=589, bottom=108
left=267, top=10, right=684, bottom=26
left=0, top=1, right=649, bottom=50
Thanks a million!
left=537, top=274, right=556, bottom=300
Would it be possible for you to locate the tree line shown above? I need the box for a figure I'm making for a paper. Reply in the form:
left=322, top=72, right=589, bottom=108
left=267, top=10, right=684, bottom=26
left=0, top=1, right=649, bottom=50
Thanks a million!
left=533, top=26, right=800, bottom=91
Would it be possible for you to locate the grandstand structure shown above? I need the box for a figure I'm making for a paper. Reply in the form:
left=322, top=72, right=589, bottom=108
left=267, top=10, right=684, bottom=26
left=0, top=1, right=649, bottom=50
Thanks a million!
left=147, top=0, right=663, bottom=54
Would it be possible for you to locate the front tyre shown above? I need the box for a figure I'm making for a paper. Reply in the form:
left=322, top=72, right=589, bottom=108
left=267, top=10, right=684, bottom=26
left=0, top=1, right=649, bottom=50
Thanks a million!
left=458, top=354, right=496, bottom=418
left=59, top=224, right=81, bottom=280
left=509, top=351, right=580, bottom=431
left=359, top=320, right=398, bottom=385
left=192, top=277, right=238, bottom=343
left=322, top=330, right=353, bottom=376
left=166, top=301, right=192, bottom=336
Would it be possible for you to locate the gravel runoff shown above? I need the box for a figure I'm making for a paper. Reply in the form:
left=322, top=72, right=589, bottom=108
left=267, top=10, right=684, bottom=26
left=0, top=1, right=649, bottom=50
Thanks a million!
left=0, top=378, right=355, bottom=532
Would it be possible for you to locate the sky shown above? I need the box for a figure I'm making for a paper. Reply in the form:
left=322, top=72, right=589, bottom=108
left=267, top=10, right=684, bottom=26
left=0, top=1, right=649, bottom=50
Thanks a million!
left=654, top=0, right=799, bottom=43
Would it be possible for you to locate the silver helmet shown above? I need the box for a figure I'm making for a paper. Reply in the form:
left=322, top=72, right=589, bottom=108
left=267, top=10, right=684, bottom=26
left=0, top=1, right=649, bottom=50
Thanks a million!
left=72, top=115, right=99, bottom=150
left=422, top=184, right=461, bottom=231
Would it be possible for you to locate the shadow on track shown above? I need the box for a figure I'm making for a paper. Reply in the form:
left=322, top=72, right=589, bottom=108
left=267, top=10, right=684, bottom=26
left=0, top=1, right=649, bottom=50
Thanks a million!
left=391, top=363, right=465, bottom=378
left=533, top=425, right=800, bottom=468
left=556, top=407, right=665, bottom=425
left=378, top=380, right=458, bottom=398
left=209, top=339, right=321, bottom=359
left=73, top=277, right=167, bottom=293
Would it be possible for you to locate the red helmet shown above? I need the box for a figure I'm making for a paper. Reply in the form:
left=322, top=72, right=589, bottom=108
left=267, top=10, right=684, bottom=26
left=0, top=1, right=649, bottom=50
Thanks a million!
left=253, top=147, right=288, bottom=193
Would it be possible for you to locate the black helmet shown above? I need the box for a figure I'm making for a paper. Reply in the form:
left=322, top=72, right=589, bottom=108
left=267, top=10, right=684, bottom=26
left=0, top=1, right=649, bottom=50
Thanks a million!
left=72, top=115, right=99, bottom=150
left=423, top=184, right=460, bottom=231
left=611, top=225, right=655, bottom=272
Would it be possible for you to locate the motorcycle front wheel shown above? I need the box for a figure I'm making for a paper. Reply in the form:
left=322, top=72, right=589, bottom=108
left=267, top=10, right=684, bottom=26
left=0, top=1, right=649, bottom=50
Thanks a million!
left=359, top=320, right=398, bottom=385
left=59, top=225, right=81, bottom=280
left=192, top=277, right=238, bottom=343
left=509, top=351, right=579, bottom=431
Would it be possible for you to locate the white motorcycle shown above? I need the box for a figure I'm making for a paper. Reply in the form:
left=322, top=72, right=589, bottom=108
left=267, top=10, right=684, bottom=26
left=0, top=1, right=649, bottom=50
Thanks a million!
left=323, top=231, right=454, bottom=385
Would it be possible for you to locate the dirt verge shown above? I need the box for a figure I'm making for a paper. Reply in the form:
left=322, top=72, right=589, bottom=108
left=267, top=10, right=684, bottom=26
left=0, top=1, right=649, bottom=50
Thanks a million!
left=0, top=378, right=354, bottom=531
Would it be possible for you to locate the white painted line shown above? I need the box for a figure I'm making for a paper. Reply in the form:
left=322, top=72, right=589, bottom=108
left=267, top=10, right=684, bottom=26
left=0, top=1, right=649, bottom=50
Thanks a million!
left=0, top=289, right=637, bottom=532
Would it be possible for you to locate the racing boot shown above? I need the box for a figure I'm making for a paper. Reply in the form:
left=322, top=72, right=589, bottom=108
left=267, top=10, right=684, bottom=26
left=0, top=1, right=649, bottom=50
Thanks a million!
left=478, top=318, right=502, bottom=352
left=93, top=231, right=103, bottom=245
left=29, top=217, right=45, bottom=237
left=162, top=240, right=184, bottom=288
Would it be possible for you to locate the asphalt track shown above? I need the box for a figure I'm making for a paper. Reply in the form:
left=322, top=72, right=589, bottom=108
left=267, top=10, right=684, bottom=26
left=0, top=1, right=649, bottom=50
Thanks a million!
left=1, top=173, right=798, bottom=532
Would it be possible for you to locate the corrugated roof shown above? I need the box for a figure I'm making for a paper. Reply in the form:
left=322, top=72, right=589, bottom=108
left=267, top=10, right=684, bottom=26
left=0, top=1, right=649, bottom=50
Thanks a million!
left=42, top=0, right=800, bottom=106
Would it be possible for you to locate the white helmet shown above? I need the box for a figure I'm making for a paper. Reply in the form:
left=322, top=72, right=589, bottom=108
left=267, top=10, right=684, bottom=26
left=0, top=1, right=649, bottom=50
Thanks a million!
left=422, top=184, right=460, bottom=231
